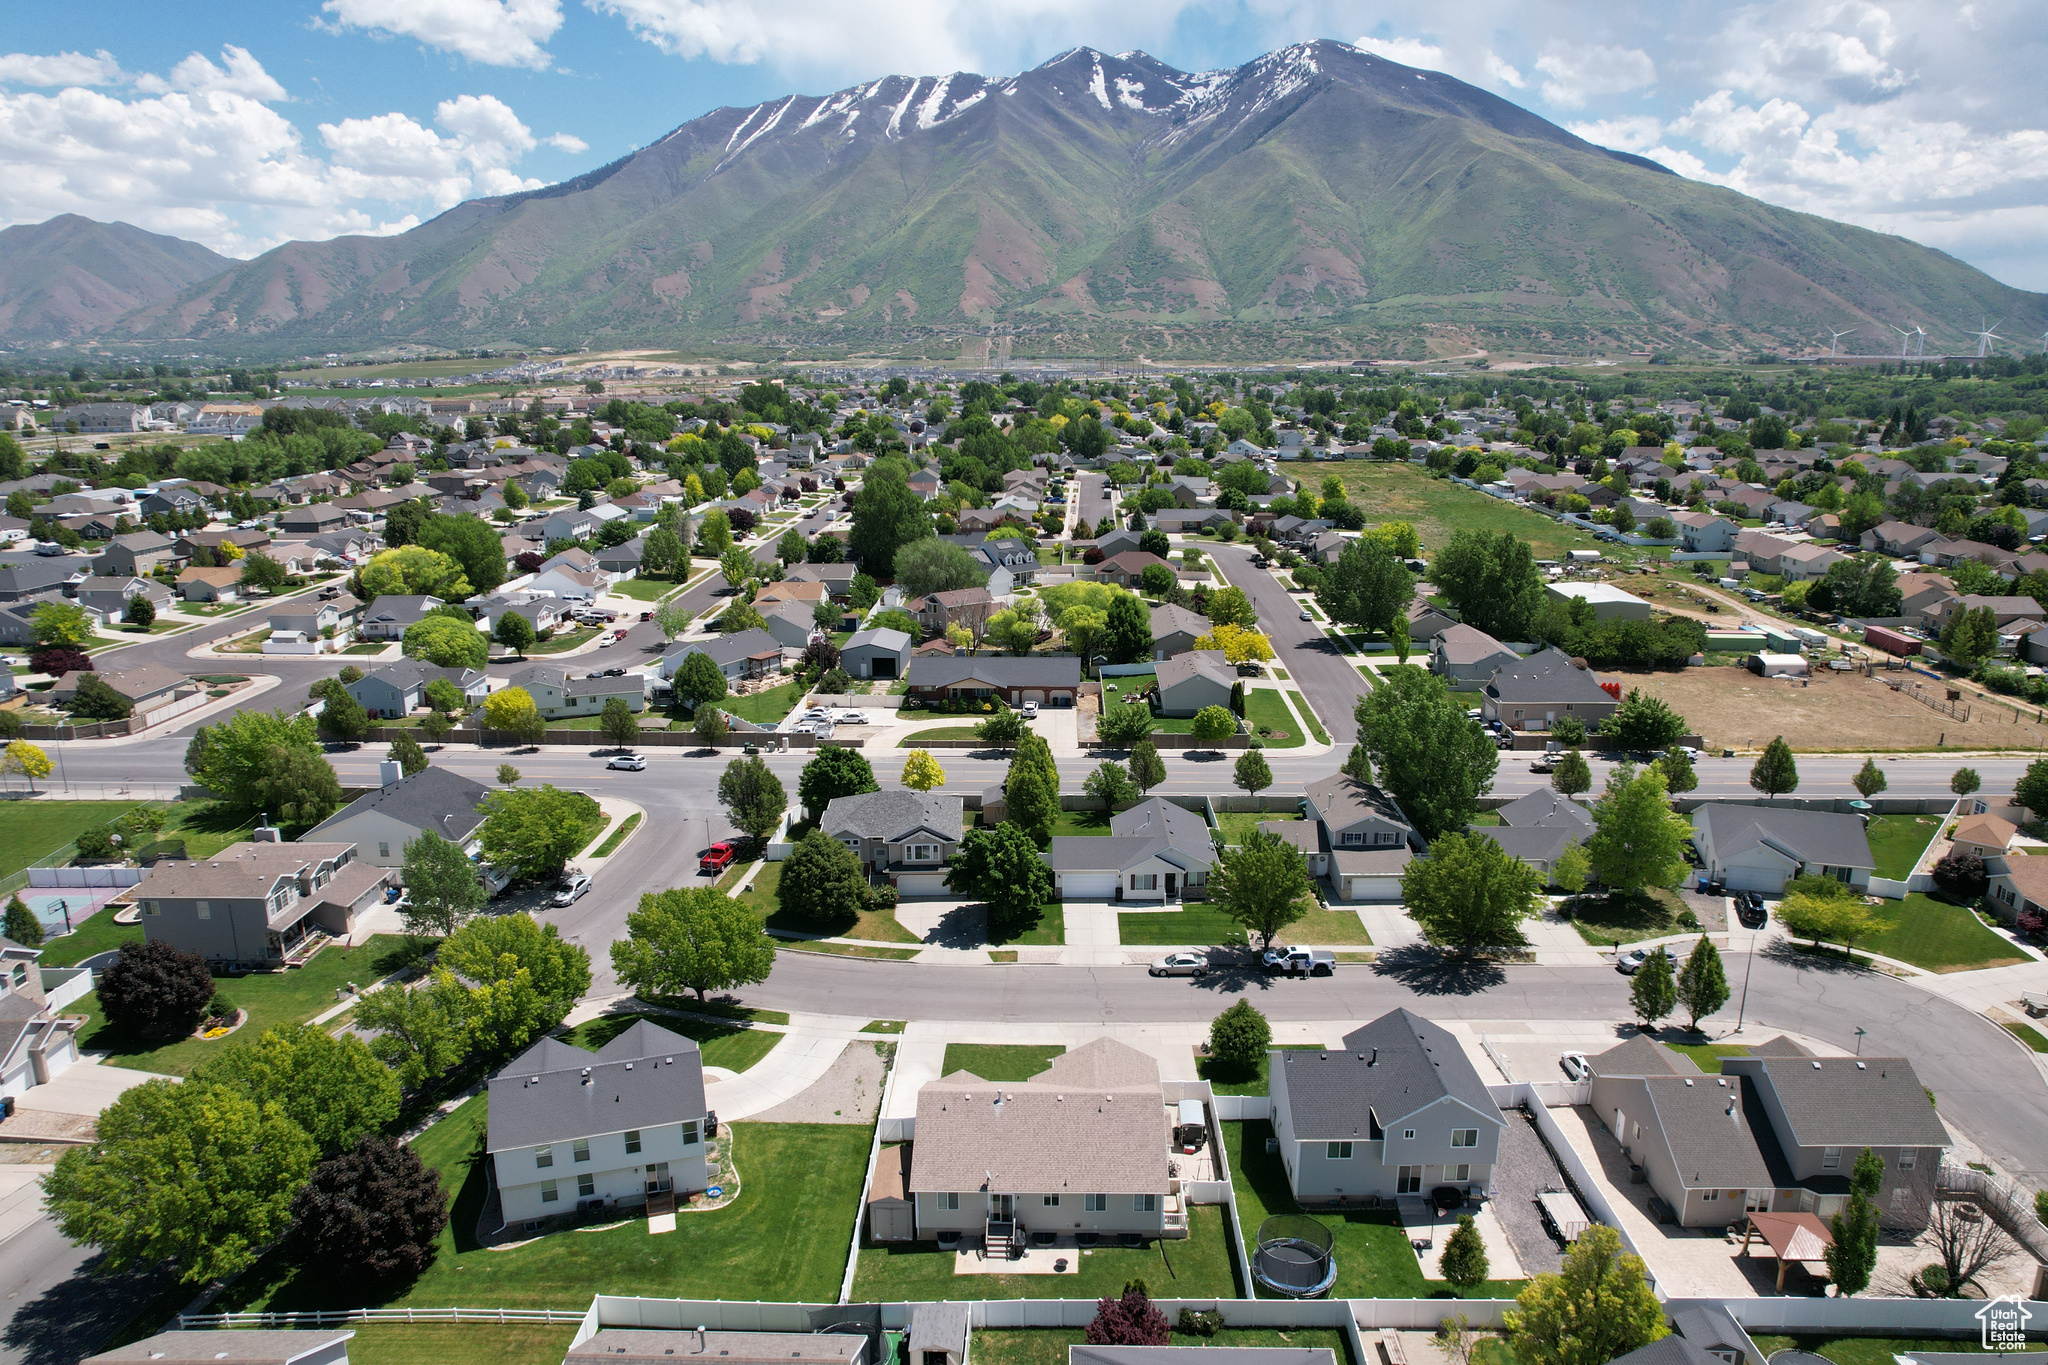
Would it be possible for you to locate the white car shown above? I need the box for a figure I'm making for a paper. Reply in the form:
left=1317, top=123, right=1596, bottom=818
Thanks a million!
left=553, top=874, right=592, bottom=906
left=1299, top=609, right=1314, bottom=621
left=606, top=754, right=646, bottom=771
left=1022, top=701, right=1039, bottom=717
left=1560, top=1051, right=1590, bottom=1081
left=833, top=709, right=868, bottom=725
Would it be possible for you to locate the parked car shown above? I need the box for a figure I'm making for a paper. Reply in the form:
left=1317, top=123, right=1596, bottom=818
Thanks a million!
left=1560, top=1051, right=1589, bottom=1081
left=553, top=874, right=592, bottom=906
left=1149, top=952, right=1209, bottom=978
left=1736, top=892, right=1768, bottom=929
left=478, top=864, right=511, bottom=898
left=1022, top=700, right=1039, bottom=717
left=1615, top=947, right=1650, bottom=974
left=606, top=754, right=646, bottom=771
left=639, top=610, right=653, bottom=622
left=833, top=709, right=867, bottom=725
left=1262, top=945, right=1335, bottom=976
left=1298, top=608, right=1314, bottom=621
left=699, top=841, right=739, bottom=875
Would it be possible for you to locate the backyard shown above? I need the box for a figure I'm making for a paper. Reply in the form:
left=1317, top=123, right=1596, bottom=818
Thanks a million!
left=1197, top=1042, right=1322, bottom=1096
left=0, top=799, right=161, bottom=877
left=1863, top=814, right=1942, bottom=880
left=941, top=1043, right=1064, bottom=1080
left=850, top=1204, right=1239, bottom=1301
left=1747, top=1338, right=2014, bottom=1365
left=722, top=680, right=806, bottom=725
left=1228, top=1120, right=1526, bottom=1299
left=344, top=1324, right=579, bottom=1365
left=1212, top=811, right=1304, bottom=847
left=973, top=1327, right=1354, bottom=1365
left=65, top=935, right=413, bottom=1075
left=215, top=1098, right=869, bottom=1312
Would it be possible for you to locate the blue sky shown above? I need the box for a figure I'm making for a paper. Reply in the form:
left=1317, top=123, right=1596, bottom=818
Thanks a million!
left=5, top=0, right=2048, bottom=296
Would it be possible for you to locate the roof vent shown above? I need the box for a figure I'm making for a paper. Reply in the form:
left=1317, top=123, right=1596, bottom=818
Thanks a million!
left=1813, top=1060, right=1822, bottom=1069
left=625, top=1062, right=633, bottom=1070
left=1856, top=1061, right=1866, bottom=1070
left=1369, top=1048, right=1379, bottom=1066
left=1684, top=1078, right=1694, bottom=1087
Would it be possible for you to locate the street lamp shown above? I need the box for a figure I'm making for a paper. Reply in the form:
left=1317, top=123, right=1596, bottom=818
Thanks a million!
left=1734, top=927, right=1758, bottom=1033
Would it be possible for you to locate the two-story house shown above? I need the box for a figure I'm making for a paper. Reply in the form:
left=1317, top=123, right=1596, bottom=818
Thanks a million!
left=486, top=1019, right=711, bottom=1225
left=1148, top=603, right=1211, bottom=661
left=0, top=935, right=84, bottom=1099
left=1431, top=624, right=1518, bottom=690
left=1302, top=774, right=1417, bottom=903
left=819, top=789, right=963, bottom=897
left=1480, top=648, right=1621, bottom=732
left=265, top=594, right=362, bottom=655
left=909, top=588, right=997, bottom=640
left=904, top=1039, right=1184, bottom=1250
left=305, top=766, right=493, bottom=871
left=1269, top=1008, right=1506, bottom=1202
left=504, top=663, right=645, bottom=719
left=94, top=531, right=181, bottom=579
left=133, top=836, right=392, bottom=969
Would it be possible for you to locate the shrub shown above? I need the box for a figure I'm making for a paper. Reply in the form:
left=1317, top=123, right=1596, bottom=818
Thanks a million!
left=1932, top=851, right=1986, bottom=897
left=96, top=940, right=216, bottom=1039
left=1177, top=1309, right=1224, bottom=1338
left=289, top=1135, right=448, bottom=1281
left=1086, top=1286, right=1169, bottom=1346
left=1207, top=999, right=1271, bottom=1077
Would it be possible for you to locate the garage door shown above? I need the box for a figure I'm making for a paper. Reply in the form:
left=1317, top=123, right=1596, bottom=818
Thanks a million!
left=872, top=657, right=898, bottom=679
left=1059, top=872, right=1119, bottom=899
left=1719, top=865, right=1785, bottom=895
left=1343, top=875, right=1404, bottom=903
left=894, top=871, right=950, bottom=898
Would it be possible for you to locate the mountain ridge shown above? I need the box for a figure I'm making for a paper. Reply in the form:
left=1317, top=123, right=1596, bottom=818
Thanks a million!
left=6, top=39, right=2043, bottom=359
left=0, top=216, right=233, bottom=341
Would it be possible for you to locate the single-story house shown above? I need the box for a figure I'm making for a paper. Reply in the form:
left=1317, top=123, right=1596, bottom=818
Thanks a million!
left=661, top=628, right=783, bottom=684
left=1950, top=812, right=2017, bottom=861
left=1690, top=803, right=1875, bottom=895
left=1270, top=1008, right=1505, bottom=1202
left=1480, top=648, right=1619, bottom=732
left=1477, top=787, right=1592, bottom=883
left=1044, top=797, right=1213, bottom=902
left=305, top=765, right=493, bottom=868
left=279, top=504, right=351, bottom=535
left=51, top=663, right=192, bottom=711
left=343, top=661, right=488, bottom=719
left=820, top=789, right=963, bottom=897
left=904, top=655, right=1081, bottom=708
left=1303, top=774, right=1417, bottom=903
left=1987, top=850, right=2048, bottom=925
left=841, top=627, right=912, bottom=681
left=357, top=594, right=445, bottom=641
left=759, top=600, right=820, bottom=650
left=0, top=937, right=82, bottom=1100
left=504, top=663, right=645, bottom=719
left=1097, top=551, right=1172, bottom=590
left=176, top=565, right=243, bottom=602
left=1153, top=649, right=1235, bottom=718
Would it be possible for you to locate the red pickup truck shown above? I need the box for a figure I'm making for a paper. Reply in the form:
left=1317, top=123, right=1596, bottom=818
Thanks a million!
left=699, top=841, right=739, bottom=875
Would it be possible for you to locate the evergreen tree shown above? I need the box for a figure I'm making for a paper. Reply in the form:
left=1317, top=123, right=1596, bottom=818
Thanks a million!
left=1852, top=757, right=1887, bottom=798
left=3, top=895, right=42, bottom=948
left=1440, top=1214, right=1490, bottom=1290
left=1825, top=1148, right=1884, bottom=1296
left=387, top=731, right=429, bottom=777
left=1127, top=739, right=1166, bottom=794
left=1674, top=936, right=1729, bottom=1030
left=1750, top=736, right=1799, bottom=797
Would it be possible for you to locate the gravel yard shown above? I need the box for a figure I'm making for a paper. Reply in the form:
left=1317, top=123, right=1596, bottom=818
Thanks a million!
left=748, top=1041, right=889, bottom=1125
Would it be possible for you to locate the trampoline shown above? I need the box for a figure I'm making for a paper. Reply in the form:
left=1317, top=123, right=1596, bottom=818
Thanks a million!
left=1252, top=1215, right=1337, bottom=1297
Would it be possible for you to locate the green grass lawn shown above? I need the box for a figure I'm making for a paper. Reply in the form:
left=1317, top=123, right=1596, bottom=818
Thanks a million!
left=898, top=726, right=984, bottom=746
left=977, top=1330, right=1351, bottom=1365
left=722, top=680, right=805, bottom=725
left=1864, top=813, right=1942, bottom=879
left=592, top=813, right=641, bottom=857
left=1747, top=1339, right=2018, bottom=1365
left=1198, top=1043, right=1322, bottom=1096
left=1243, top=690, right=1305, bottom=748
left=37, top=903, right=141, bottom=966
left=851, top=1204, right=1238, bottom=1301
left=215, top=1100, right=867, bottom=1311
left=941, top=1043, right=1064, bottom=1080
left=1228, top=1120, right=1524, bottom=1299
left=985, top=900, right=1064, bottom=946
left=559, top=1011, right=782, bottom=1074
left=610, top=576, right=679, bottom=601
left=1331, top=466, right=1606, bottom=563
left=735, top=860, right=921, bottom=944
left=166, top=800, right=259, bottom=857
left=524, top=625, right=601, bottom=655
left=0, top=799, right=157, bottom=876
left=346, top=1324, right=578, bottom=1365
left=1119, top=904, right=1369, bottom=946
left=1287, top=690, right=1331, bottom=744
left=2003, top=1020, right=2048, bottom=1053
left=1213, top=811, right=1303, bottom=846
left=1859, top=893, right=2027, bottom=972
left=1659, top=1041, right=1749, bottom=1070
left=67, top=935, right=412, bottom=1075
left=1566, top=889, right=1694, bottom=947
left=341, top=641, right=390, bottom=655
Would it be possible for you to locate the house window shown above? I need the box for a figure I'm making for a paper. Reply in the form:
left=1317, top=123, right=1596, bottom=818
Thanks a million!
left=908, top=844, right=939, bottom=862
left=1403, top=1129, right=1416, bottom=1140
left=1452, top=1129, right=1479, bottom=1148
left=578, top=1174, right=595, bottom=1199
left=625, top=1130, right=641, bottom=1155
left=1134, top=1195, right=1157, bottom=1213
left=1340, top=832, right=1364, bottom=845
left=1397, top=1167, right=1422, bottom=1194
left=1703, top=1189, right=1720, bottom=1202
left=143, top=901, right=158, bottom=915
left=196, top=901, right=210, bottom=920
left=1447, top=1164, right=1471, bottom=1183
left=535, top=1145, right=553, bottom=1168
left=1042, top=1195, right=1060, bottom=1207
left=378, top=842, right=390, bottom=859
left=541, top=1180, right=559, bottom=1203
left=681, top=1121, right=700, bottom=1146
left=573, top=1139, right=590, bottom=1163
left=1084, top=1194, right=1108, bottom=1212
left=1822, top=1146, right=1841, bottom=1169
left=1899, top=1149, right=1916, bottom=1170
left=937, top=1193, right=960, bottom=1211
left=1132, top=874, right=1158, bottom=891
left=9, top=965, right=21, bottom=987
left=1327, top=1142, right=1353, bottom=1160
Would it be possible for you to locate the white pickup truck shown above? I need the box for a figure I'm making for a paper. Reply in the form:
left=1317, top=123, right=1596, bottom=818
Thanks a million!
left=1262, top=945, right=1336, bottom=977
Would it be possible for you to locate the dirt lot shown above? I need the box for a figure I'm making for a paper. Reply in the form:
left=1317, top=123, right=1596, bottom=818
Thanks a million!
left=1618, top=662, right=2048, bottom=752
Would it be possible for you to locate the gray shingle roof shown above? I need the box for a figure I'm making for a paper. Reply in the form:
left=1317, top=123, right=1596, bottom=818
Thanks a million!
left=1607, top=1335, right=1726, bottom=1365
left=1693, top=804, right=1875, bottom=872
left=1156, top=649, right=1234, bottom=694
left=1147, top=603, right=1210, bottom=642
left=567, top=1333, right=864, bottom=1365
left=1277, top=1008, right=1503, bottom=1139
left=1433, top=623, right=1514, bottom=666
left=485, top=1019, right=706, bottom=1153
left=844, top=627, right=910, bottom=653
left=1484, top=648, right=1615, bottom=706
left=1588, top=1036, right=1698, bottom=1077
left=1304, top=774, right=1413, bottom=836
left=307, top=765, right=493, bottom=844
left=1730, top=1055, right=1949, bottom=1148
left=1495, top=788, right=1593, bottom=830
left=820, top=789, right=961, bottom=842
left=665, top=628, right=781, bottom=669
left=1476, top=826, right=1578, bottom=868
left=906, top=655, right=1082, bottom=689
left=1073, top=1351, right=1336, bottom=1365
left=84, top=1330, right=356, bottom=1365
left=1043, top=798, right=1214, bottom=874
left=1639, top=1073, right=1775, bottom=1189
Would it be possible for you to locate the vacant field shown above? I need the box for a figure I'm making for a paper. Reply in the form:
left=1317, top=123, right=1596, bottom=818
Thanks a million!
left=1330, top=463, right=1607, bottom=561
left=1615, top=664, right=2048, bottom=752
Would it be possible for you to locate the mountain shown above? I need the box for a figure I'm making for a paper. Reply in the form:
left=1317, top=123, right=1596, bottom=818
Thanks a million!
left=0, top=215, right=232, bottom=340
left=26, top=42, right=2048, bottom=359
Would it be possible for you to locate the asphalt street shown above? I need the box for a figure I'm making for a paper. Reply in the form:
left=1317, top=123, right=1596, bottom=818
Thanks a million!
left=1209, top=540, right=1364, bottom=746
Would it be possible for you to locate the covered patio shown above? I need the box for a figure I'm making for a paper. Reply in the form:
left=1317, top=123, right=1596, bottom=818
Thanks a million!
left=1740, top=1210, right=1833, bottom=1291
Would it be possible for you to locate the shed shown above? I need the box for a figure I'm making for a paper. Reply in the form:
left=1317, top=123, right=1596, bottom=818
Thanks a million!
left=908, top=1302, right=969, bottom=1365
left=867, top=1142, right=914, bottom=1242
left=1746, top=652, right=1808, bottom=677
left=842, top=627, right=912, bottom=681
left=1863, top=624, right=1922, bottom=657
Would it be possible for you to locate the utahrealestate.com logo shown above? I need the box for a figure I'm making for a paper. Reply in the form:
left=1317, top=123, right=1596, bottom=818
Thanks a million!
left=1975, top=1294, right=2034, bottom=1350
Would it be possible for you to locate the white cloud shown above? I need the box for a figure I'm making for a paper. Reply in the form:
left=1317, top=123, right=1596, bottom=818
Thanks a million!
left=543, top=131, right=588, bottom=152
left=319, top=0, right=564, bottom=70
left=1534, top=42, right=1656, bottom=109
left=1352, top=34, right=1524, bottom=89
left=322, top=95, right=544, bottom=205
left=1564, top=115, right=1663, bottom=154
left=0, top=50, right=124, bottom=87
left=132, top=46, right=289, bottom=102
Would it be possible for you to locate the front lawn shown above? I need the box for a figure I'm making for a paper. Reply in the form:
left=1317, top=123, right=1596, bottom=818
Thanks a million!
left=722, top=680, right=805, bottom=724
left=1197, top=1043, right=1322, bottom=1096
left=1242, top=690, right=1305, bottom=748
left=1859, top=893, right=2026, bottom=972
left=1228, top=1120, right=1525, bottom=1299
left=1566, top=888, right=1693, bottom=947
left=1864, top=814, right=1942, bottom=879
left=610, top=576, right=679, bottom=601
left=1287, top=690, right=1331, bottom=744
left=67, top=935, right=413, bottom=1075
left=898, top=726, right=984, bottom=746
left=523, top=625, right=601, bottom=655
left=941, top=1043, right=1064, bottom=1081
left=559, top=1011, right=781, bottom=1075
left=851, top=1204, right=1238, bottom=1301
left=989, top=901, right=1064, bottom=947
left=974, top=1329, right=1354, bottom=1365
left=215, top=1101, right=868, bottom=1311
left=1659, top=1041, right=1749, bottom=1070
left=1118, top=904, right=1370, bottom=947
left=736, top=861, right=920, bottom=944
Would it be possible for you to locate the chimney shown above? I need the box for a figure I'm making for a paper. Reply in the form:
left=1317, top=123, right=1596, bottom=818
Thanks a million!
left=378, top=760, right=403, bottom=787
left=251, top=814, right=282, bottom=843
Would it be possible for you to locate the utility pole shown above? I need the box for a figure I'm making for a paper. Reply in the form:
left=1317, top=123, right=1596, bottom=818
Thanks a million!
left=1734, top=928, right=1758, bottom=1033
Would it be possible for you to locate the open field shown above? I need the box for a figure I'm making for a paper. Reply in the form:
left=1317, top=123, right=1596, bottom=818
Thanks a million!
left=1330, top=463, right=1608, bottom=562
left=0, top=799, right=154, bottom=876
left=1612, top=664, right=2048, bottom=752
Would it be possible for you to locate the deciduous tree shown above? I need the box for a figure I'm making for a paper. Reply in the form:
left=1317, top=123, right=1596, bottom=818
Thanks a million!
left=493, top=610, right=536, bottom=656
left=289, top=1135, right=447, bottom=1282
left=1430, top=529, right=1546, bottom=641
left=1095, top=702, right=1156, bottom=747
left=355, top=979, right=471, bottom=1089
left=476, top=784, right=601, bottom=880
left=1401, top=832, right=1541, bottom=953
left=600, top=696, right=639, bottom=750
left=901, top=749, right=945, bottom=791
left=1629, top=947, right=1676, bottom=1027
left=1233, top=749, right=1273, bottom=796
left=1084, top=760, right=1138, bottom=813
left=717, top=755, right=786, bottom=843
left=798, top=747, right=878, bottom=820
left=436, top=913, right=591, bottom=1058
left=1318, top=536, right=1413, bottom=638
left=612, top=885, right=777, bottom=1001
left=1602, top=690, right=1689, bottom=751
left=1750, top=736, right=1799, bottom=796
left=398, top=831, right=486, bottom=938
left=893, top=539, right=988, bottom=596
left=1505, top=1225, right=1664, bottom=1365
left=1355, top=668, right=1498, bottom=839
left=1127, top=738, right=1166, bottom=793
left=1586, top=763, right=1689, bottom=894
left=1551, top=749, right=1591, bottom=796
left=1207, top=999, right=1270, bottom=1077
left=1211, top=829, right=1310, bottom=948
left=97, top=939, right=216, bottom=1038
left=402, top=615, right=488, bottom=670
left=778, top=829, right=872, bottom=926
left=948, top=822, right=1054, bottom=937
left=1675, top=936, right=1729, bottom=1029
left=191, top=1024, right=399, bottom=1158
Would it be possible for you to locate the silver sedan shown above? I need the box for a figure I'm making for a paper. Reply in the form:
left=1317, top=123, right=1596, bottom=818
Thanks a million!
left=1149, top=952, right=1210, bottom=978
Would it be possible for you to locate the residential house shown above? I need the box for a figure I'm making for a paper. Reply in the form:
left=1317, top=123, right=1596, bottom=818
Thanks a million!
left=82, top=1330, right=355, bottom=1365
left=660, top=628, right=783, bottom=684
left=1670, top=512, right=1737, bottom=554
left=50, top=663, right=193, bottom=714
left=1043, top=796, right=1214, bottom=902
left=357, top=594, right=445, bottom=641
left=0, top=936, right=82, bottom=1099
left=755, top=580, right=829, bottom=614
left=759, top=599, right=820, bottom=649
left=1480, top=648, right=1619, bottom=732
left=1303, top=774, right=1417, bottom=903
left=1404, top=598, right=1461, bottom=643
left=1097, top=551, right=1172, bottom=590
left=133, top=838, right=392, bottom=969
left=841, top=627, right=912, bottom=681
left=94, top=531, right=180, bottom=578
left=1477, top=788, right=1592, bottom=883
left=910, top=588, right=997, bottom=639
left=905, top=1039, right=1185, bottom=1245
left=73, top=575, right=174, bottom=621
left=138, top=485, right=209, bottom=519
left=279, top=504, right=351, bottom=536
left=820, top=789, right=963, bottom=897
left=265, top=594, right=361, bottom=654
left=343, top=661, right=488, bottom=719
left=1690, top=803, right=1875, bottom=894
left=1269, top=1008, right=1505, bottom=1201
left=305, top=765, right=492, bottom=869
left=527, top=564, right=607, bottom=603
left=1153, top=509, right=1235, bottom=534
left=486, top=1019, right=710, bottom=1224
left=0, top=556, right=88, bottom=603
left=903, top=655, right=1081, bottom=708
left=504, top=663, right=645, bottom=719
left=1948, top=812, right=2017, bottom=862
left=1153, top=650, right=1235, bottom=717
left=1987, top=850, right=2048, bottom=925
left=1863, top=521, right=1943, bottom=558
left=0, top=595, right=71, bottom=645
left=1899, top=574, right=1958, bottom=625
left=1431, top=624, right=1518, bottom=689
left=1149, top=603, right=1211, bottom=660
left=973, top=535, right=1042, bottom=590
left=906, top=468, right=943, bottom=501
left=783, top=563, right=857, bottom=597
left=1775, top=542, right=1847, bottom=582
left=470, top=591, right=564, bottom=637
left=177, top=566, right=243, bottom=602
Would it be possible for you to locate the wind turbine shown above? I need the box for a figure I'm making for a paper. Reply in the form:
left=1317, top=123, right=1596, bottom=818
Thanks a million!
left=1825, top=327, right=1856, bottom=357
left=1911, top=324, right=1928, bottom=359
left=1973, top=318, right=2004, bottom=358
left=1891, top=324, right=1912, bottom=360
